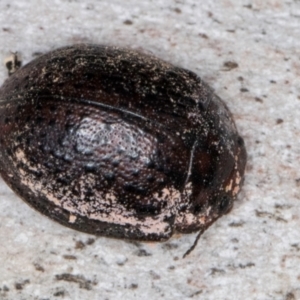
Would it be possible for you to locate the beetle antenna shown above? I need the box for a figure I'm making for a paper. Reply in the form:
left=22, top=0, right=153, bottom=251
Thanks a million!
left=183, top=228, right=205, bottom=258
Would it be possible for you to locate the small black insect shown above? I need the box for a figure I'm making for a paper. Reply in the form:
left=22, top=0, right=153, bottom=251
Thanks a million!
left=0, top=44, right=247, bottom=256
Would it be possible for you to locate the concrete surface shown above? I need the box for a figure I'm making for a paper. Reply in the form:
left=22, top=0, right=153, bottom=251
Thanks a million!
left=0, top=0, right=299, bottom=299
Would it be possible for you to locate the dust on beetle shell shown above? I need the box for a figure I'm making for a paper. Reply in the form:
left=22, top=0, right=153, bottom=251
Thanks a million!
left=4, top=52, right=22, bottom=76
left=0, top=44, right=247, bottom=256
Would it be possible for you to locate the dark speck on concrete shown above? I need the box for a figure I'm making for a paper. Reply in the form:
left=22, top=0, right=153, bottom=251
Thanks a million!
left=86, top=238, right=95, bottom=245
left=123, top=20, right=133, bottom=25
left=240, top=87, right=249, bottom=92
left=0, top=285, right=9, bottom=292
left=53, top=289, right=65, bottom=297
left=198, top=33, right=209, bottom=39
left=285, top=293, right=296, bottom=300
left=63, top=254, right=77, bottom=260
left=33, top=262, right=45, bottom=272
left=15, top=279, right=30, bottom=290
left=149, top=270, right=161, bottom=280
left=223, top=61, right=239, bottom=70
left=229, top=221, right=245, bottom=227
left=75, top=240, right=85, bottom=249
left=189, top=290, right=203, bottom=298
left=135, top=249, right=152, bottom=257
left=238, top=262, right=255, bottom=269
left=129, top=283, right=138, bottom=289
left=55, top=273, right=96, bottom=290
left=162, top=242, right=179, bottom=250
left=210, top=268, right=225, bottom=275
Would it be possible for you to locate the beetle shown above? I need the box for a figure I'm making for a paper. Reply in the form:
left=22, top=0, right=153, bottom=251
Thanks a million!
left=0, top=44, right=247, bottom=256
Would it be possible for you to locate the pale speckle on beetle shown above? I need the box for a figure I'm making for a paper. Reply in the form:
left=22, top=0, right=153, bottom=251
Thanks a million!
left=0, top=44, right=247, bottom=256
left=4, top=52, right=22, bottom=76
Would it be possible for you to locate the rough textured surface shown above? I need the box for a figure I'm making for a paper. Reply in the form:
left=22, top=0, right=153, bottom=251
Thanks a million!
left=0, top=1, right=299, bottom=300
left=0, top=44, right=246, bottom=243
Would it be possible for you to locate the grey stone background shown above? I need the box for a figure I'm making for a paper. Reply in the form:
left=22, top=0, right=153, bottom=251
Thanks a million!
left=0, top=0, right=299, bottom=299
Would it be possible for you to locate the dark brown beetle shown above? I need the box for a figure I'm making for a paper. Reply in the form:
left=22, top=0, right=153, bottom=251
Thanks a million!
left=0, top=44, right=246, bottom=256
